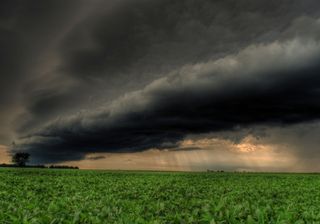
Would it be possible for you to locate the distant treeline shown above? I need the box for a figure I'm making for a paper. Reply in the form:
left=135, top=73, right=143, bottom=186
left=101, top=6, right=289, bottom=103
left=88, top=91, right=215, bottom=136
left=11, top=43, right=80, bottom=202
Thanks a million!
left=207, top=169, right=225, bottom=173
left=49, top=165, right=79, bottom=169
left=0, top=163, right=79, bottom=169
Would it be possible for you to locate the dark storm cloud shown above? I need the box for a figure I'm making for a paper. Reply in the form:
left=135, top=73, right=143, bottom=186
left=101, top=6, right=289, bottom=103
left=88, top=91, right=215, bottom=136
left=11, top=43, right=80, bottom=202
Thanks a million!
left=2, top=0, right=320, bottom=163
left=0, top=0, right=82, bottom=93
left=14, top=37, right=320, bottom=163
left=15, top=88, right=86, bottom=135
left=0, top=0, right=89, bottom=142
left=60, top=0, right=320, bottom=81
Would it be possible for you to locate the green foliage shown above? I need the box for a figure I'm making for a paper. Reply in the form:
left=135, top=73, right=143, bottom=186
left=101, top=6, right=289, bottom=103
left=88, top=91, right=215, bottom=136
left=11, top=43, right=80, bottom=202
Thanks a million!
left=11, top=153, right=30, bottom=167
left=0, top=169, right=319, bottom=223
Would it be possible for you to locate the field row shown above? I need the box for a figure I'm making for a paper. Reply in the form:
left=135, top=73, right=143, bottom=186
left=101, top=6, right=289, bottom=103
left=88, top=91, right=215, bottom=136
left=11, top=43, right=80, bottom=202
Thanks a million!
left=0, top=169, right=320, bottom=223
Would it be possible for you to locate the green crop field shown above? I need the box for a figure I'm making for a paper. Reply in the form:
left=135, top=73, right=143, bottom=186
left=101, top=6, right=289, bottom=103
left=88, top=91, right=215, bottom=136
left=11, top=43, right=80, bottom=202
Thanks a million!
left=0, top=169, right=320, bottom=224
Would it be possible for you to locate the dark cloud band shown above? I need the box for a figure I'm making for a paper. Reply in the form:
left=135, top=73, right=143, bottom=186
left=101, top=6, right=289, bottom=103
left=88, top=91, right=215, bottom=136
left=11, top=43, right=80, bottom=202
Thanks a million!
left=1, top=0, right=320, bottom=163
left=15, top=38, right=320, bottom=163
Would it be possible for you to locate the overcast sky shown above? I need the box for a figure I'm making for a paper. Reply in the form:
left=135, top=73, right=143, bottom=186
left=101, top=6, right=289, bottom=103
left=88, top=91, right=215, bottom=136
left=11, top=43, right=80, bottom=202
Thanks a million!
left=1, top=0, right=320, bottom=171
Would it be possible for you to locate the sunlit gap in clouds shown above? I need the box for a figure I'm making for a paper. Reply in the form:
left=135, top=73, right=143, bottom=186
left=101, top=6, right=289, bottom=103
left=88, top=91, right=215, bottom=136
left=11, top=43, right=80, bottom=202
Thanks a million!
left=63, top=135, right=297, bottom=172
left=173, top=136, right=297, bottom=172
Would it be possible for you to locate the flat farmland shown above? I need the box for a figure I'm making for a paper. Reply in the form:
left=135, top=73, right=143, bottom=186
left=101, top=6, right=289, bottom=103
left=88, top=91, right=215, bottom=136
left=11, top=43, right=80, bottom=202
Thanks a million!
left=0, top=169, right=320, bottom=223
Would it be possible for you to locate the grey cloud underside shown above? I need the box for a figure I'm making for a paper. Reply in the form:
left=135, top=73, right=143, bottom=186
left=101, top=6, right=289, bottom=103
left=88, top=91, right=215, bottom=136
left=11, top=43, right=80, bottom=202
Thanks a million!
left=1, top=0, right=320, bottom=163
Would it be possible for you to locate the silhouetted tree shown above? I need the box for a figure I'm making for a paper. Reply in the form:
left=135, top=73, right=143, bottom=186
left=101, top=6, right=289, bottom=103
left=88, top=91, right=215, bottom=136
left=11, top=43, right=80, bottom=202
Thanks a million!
left=12, top=152, right=30, bottom=167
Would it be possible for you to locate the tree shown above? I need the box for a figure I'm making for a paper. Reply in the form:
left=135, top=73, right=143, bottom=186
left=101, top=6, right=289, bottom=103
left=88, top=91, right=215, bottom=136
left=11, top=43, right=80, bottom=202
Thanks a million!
left=12, top=152, right=30, bottom=167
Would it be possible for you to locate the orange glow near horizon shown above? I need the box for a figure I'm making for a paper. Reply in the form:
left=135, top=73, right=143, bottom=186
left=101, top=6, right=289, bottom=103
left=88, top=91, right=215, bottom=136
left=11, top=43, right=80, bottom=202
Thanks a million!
left=63, top=135, right=301, bottom=172
left=0, top=136, right=311, bottom=172
left=0, top=145, right=10, bottom=164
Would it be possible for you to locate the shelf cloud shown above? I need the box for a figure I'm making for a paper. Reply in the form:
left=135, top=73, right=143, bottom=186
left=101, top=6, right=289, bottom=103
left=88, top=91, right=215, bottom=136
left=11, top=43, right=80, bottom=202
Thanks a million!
left=1, top=0, right=320, bottom=166
left=15, top=37, right=320, bottom=162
